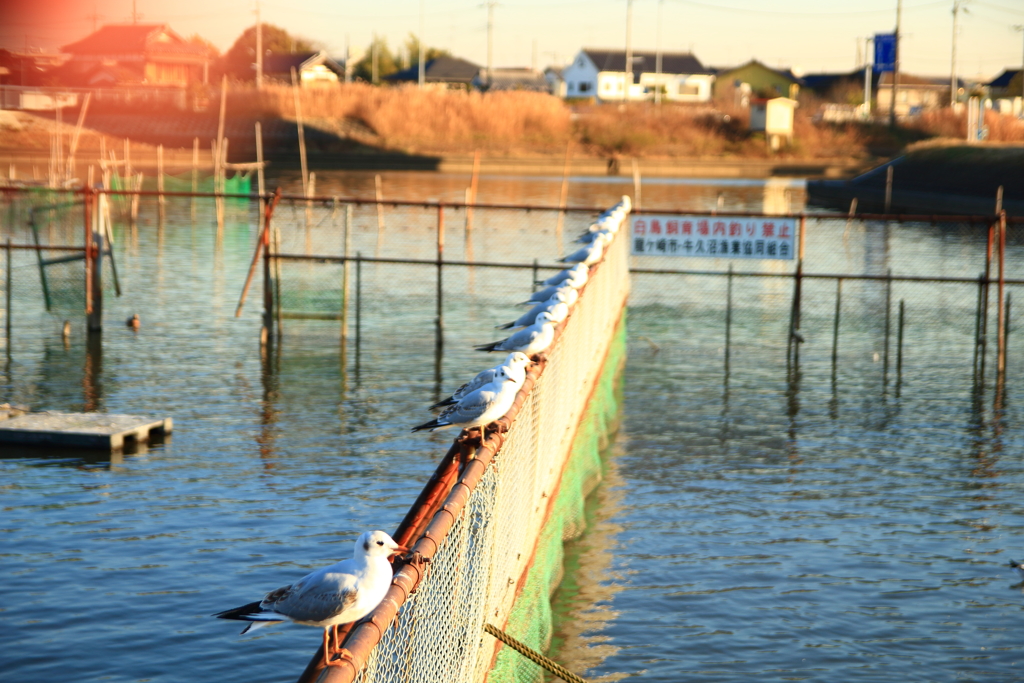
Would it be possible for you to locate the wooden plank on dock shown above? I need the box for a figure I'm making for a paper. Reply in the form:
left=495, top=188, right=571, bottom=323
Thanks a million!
left=0, top=412, right=172, bottom=451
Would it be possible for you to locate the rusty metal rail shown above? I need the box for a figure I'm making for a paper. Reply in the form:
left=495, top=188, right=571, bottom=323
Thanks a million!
left=296, top=241, right=621, bottom=683
left=6, top=186, right=1023, bottom=224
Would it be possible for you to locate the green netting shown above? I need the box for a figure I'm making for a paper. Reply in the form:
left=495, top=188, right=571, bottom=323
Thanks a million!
left=489, top=312, right=627, bottom=683
left=108, top=172, right=252, bottom=195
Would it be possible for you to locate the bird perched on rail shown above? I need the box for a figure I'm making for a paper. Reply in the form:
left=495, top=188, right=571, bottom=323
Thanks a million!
left=429, top=352, right=532, bottom=410
left=559, top=232, right=611, bottom=267
left=523, top=274, right=588, bottom=305
left=213, top=530, right=408, bottom=670
left=535, top=263, right=589, bottom=288
left=496, top=298, right=570, bottom=331
left=412, top=364, right=524, bottom=434
left=475, top=311, right=557, bottom=356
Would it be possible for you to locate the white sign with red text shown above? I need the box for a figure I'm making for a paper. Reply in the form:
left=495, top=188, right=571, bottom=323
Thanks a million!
left=631, top=215, right=797, bottom=260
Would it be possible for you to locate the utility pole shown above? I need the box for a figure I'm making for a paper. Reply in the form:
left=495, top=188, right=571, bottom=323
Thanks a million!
left=951, top=1, right=967, bottom=107
left=484, top=1, right=499, bottom=88
left=864, top=36, right=873, bottom=116
left=418, top=0, right=426, bottom=88
left=624, top=0, right=634, bottom=102
left=131, top=0, right=139, bottom=23
left=890, top=0, right=902, bottom=128
left=655, top=0, right=663, bottom=105
left=255, top=2, right=263, bottom=90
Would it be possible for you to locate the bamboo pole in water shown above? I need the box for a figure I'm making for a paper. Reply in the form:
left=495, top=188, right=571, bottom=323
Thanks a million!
left=192, top=137, right=199, bottom=223
left=555, top=141, right=572, bottom=250
left=291, top=67, right=309, bottom=198
left=374, top=174, right=385, bottom=256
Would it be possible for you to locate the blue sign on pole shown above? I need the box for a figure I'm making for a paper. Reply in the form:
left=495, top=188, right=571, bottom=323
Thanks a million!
left=874, top=33, right=896, bottom=73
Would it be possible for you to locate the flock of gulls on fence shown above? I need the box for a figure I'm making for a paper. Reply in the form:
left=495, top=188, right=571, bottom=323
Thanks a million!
left=212, top=197, right=632, bottom=670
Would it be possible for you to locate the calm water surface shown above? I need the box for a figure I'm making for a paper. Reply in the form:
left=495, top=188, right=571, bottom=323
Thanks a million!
left=2, top=171, right=1022, bottom=682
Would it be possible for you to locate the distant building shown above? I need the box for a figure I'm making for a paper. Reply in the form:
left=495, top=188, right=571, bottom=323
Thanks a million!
left=987, top=69, right=1022, bottom=99
left=544, top=67, right=567, bottom=97
left=561, top=49, right=714, bottom=102
left=385, top=56, right=481, bottom=88
left=713, top=60, right=803, bottom=103
left=876, top=72, right=951, bottom=116
left=474, top=67, right=550, bottom=92
left=58, top=23, right=212, bottom=87
left=262, top=51, right=344, bottom=85
left=750, top=97, right=797, bottom=150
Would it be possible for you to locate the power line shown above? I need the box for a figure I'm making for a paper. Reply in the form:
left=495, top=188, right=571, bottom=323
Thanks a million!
left=671, top=0, right=947, bottom=16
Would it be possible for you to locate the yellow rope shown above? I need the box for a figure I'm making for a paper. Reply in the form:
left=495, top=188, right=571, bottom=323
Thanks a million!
left=483, top=623, right=590, bottom=683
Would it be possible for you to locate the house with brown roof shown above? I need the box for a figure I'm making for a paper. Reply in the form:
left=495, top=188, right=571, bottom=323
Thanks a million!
left=58, top=23, right=212, bottom=88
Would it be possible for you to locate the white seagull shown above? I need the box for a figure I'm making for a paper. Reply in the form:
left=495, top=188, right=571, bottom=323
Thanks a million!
left=497, top=299, right=569, bottom=331
left=412, top=365, right=524, bottom=433
left=213, top=530, right=408, bottom=670
left=523, top=275, right=588, bottom=305
left=559, top=232, right=611, bottom=266
left=429, top=352, right=532, bottom=410
left=503, top=288, right=578, bottom=327
left=475, top=311, right=557, bottom=355
left=536, top=263, right=589, bottom=287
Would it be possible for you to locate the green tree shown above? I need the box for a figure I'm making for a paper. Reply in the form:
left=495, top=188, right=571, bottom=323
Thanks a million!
left=220, top=23, right=316, bottom=81
left=352, top=36, right=399, bottom=83
left=403, top=33, right=450, bottom=69
left=187, top=34, right=219, bottom=59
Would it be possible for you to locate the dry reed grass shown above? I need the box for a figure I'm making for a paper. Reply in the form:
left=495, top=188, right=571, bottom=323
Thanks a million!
left=228, top=83, right=572, bottom=154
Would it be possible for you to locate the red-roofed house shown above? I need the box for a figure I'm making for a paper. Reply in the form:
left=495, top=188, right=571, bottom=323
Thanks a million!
left=59, top=24, right=211, bottom=87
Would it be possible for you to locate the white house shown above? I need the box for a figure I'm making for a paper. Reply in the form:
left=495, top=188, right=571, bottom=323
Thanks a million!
left=561, top=49, right=714, bottom=102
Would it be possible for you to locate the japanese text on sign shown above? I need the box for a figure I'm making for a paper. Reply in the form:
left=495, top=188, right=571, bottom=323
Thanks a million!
left=630, top=215, right=797, bottom=260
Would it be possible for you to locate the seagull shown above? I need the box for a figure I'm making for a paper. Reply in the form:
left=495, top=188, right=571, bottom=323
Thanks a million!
left=503, top=288, right=578, bottom=327
left=412, top=365, right=524, bottom=433
left=536, top=263, right=588, bottom=287
left=1009, top=559, right=1024, bottom=580
left=213, top=530, right=408, bottom=670
left=559, top=233, right=610, bottom=266
left=429, top=352, right=532, bottom=410
left=496, top=300, right=569, bottom=331
left=475, top=311, right=557, bottom=355
left=522, top=276, right=587, bottom=305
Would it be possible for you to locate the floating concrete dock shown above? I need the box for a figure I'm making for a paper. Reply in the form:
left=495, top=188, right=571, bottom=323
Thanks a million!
left=0, top=412, right=172, bottom=451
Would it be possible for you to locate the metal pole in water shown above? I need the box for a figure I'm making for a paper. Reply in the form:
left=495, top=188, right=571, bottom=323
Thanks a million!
left=896, top=299, right=905, bottom=396
left=832, top=278, right=842, bottom=383
left=355, top=251, right=362, bottom=355
left=973, top=273, right=984, bottom=384
left=341, top=202, right=351, bottom=341
left=1005, top=291, right=1012, bottom=378
left=436, top=204, right=444, bottom=352
left=997, top=211, right=1007, bottom=385
left=883, top=268, right=892, bottom=388
left=5, top=237, right=11, bottom=350
left=724, top=263, right=732, bottom=375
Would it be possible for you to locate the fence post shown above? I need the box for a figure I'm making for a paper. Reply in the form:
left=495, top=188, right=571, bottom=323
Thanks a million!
left=896, top=299, right=905, bottom=396
left=436, top=204, right=444, bottom=352
left=724, top=263, right=732, bottom=375
left=883, top=269, right=892, bottom=389
left=832, top=278, right=842, bottom=383
left=5, top=237, right=11, bottom=349
left=262, top=201, right=274, bottom=340
left=86, top=188, right=103, bottom=332
left=997, top=211, right=1007, bottom=385
left=355, top=251, right=362, bottom=361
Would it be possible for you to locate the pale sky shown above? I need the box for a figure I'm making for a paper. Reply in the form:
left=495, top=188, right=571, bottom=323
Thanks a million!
left=2, top=0, right=1023, bottom=81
